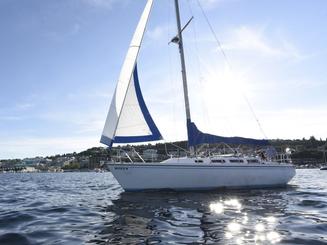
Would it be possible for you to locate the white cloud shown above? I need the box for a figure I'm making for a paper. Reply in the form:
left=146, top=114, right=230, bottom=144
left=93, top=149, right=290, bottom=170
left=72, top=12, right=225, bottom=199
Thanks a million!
left=0, top=102, right=34, bottom=121
left=0, top=115, right=23, bottom=121
left=66, top=89, right=112, bottom=100
left=221, top=26, right=303, bottom=60
left=75, top=120, right=104, bottom=134
left=259, top=108, right=327, bottom=139
left=0, top=136, right=101, bottom=159
left=147, top=26, right=166, bottom=41
left=39, top=110, right=106, bottom=135
left=16, top=102, right=35, bottom=110
left=198, top=0, right=232, bottom=10
left=82, top=0, right=126, bottom=9
left=71, top=23, right=81, bottom=35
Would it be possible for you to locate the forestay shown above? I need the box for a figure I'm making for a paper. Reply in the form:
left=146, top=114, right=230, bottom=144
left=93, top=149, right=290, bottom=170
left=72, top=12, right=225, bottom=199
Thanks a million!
left=100, top=0, right=162, bottom=147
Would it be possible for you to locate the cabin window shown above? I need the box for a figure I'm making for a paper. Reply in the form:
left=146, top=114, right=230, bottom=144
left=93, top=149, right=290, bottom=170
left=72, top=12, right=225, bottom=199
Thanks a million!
left=229, top=159, right=244, bottom=163
left=247, top=159, right=259, bottom=163
left=211, top=159, right=225, bottom=163
left=195, top=159, right=203, bottom=163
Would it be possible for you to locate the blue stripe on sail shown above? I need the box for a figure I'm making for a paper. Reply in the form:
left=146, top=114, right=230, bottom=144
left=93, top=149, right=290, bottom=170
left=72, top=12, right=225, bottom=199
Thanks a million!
left=187, top=119, right=269, bottom=147
left=112, top=64, right=162, bottom=144
left=114, top=135, right=161, bottom=143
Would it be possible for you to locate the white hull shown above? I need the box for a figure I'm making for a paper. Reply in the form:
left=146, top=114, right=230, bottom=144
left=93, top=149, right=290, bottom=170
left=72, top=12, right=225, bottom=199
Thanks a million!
left=108, top=162, right=296, bottom=191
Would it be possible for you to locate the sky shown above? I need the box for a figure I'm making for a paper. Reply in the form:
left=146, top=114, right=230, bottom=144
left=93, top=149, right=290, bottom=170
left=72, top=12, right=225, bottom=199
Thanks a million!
left=0, top=0, right=326, bottom=159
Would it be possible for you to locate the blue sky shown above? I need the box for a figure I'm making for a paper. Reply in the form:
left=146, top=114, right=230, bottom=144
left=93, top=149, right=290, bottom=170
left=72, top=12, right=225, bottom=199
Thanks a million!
left=1, top=0, right=326, bottom=159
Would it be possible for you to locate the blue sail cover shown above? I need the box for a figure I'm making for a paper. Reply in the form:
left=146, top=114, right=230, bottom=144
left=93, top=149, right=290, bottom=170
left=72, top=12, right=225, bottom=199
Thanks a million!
left=187, top=120, right=269, bottom=147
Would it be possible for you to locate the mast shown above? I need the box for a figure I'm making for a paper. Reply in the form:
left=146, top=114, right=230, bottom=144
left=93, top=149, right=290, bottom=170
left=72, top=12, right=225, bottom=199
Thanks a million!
left=173, top=0, right=194, bottom=154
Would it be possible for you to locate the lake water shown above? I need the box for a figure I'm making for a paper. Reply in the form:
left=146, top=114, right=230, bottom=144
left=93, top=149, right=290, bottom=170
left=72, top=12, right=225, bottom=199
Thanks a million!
left=0, top=169, right=326, bottom=244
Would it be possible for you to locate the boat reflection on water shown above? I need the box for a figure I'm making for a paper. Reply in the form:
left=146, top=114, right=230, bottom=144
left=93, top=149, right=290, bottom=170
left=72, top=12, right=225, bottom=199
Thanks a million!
left=100, top=187, right=296, bottom=244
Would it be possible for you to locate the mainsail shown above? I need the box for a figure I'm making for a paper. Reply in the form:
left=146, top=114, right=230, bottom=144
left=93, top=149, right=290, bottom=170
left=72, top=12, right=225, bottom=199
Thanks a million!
left=100, top=0, right=162, bottom=147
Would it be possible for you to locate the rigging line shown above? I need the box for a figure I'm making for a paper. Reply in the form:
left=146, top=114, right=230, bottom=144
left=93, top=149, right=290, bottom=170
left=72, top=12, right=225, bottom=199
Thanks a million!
left=243, top=96, right=268, bottom=139
left=181, top=16, right=194, bottom=33
left=196, top=0, right=268, bottom=140
left=186, top=0, right=211, bottom=129
left=167, top=0, right=179, bottom=144
left=169, top=141, right=189, bottom=154
left=164, top=141, right=189, bottom=157
left=188, top=0, right=233, bottom=136
left=164, top=142, right=169, bottom=156
left=188, top=1, right=232, bottom=136
left=196, top=0, right=232, bottom=68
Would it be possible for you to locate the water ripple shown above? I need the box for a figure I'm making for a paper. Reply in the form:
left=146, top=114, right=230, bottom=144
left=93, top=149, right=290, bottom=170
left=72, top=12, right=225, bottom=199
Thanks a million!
left=0, top=170, right=326, bottom=244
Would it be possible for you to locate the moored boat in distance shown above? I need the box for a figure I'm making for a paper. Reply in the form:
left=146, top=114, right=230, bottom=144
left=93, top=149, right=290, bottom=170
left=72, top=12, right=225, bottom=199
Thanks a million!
left=99, top=0, right=296, bottom=191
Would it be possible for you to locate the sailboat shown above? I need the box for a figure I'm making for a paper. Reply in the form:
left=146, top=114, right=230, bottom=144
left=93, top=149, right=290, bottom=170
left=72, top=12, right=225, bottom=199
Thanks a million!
left=100, top=0, right=295, bottom=191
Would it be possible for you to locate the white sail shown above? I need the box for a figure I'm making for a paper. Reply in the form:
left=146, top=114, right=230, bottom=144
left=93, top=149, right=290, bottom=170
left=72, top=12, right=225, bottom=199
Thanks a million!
left=101, top=0, right=162, bottom=147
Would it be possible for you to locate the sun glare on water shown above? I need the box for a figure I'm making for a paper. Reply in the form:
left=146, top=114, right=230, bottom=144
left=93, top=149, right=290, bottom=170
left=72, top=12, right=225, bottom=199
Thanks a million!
left=208, top=198, right=282, bottom=243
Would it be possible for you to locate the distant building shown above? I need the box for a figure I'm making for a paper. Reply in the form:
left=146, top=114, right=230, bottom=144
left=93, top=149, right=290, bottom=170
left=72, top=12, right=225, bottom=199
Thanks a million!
left=53, top=156, right=75, bottom=167
left=22, top=157, right=44, bottom=166
left=41, top=158, right=53, bottom=165
left=22, top=166, right=38, bottom=173
left=78, top=156, right=90, bottom=168
left=89, top=155, right=110, bottom=169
